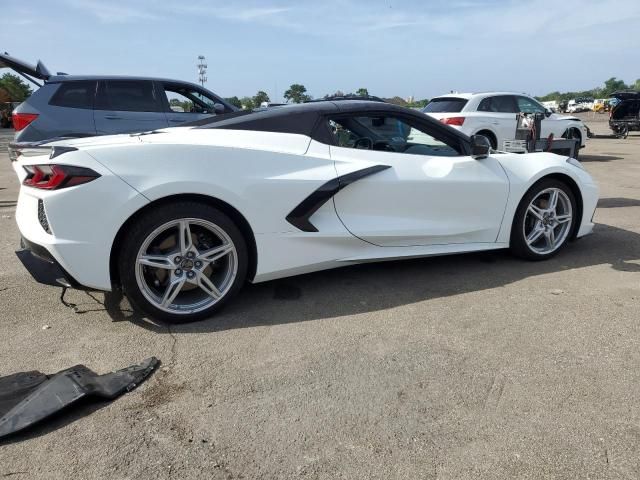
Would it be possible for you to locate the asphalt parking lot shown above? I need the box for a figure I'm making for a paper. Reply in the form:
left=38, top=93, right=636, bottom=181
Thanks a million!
left=0, top=114, right=639, bottom=479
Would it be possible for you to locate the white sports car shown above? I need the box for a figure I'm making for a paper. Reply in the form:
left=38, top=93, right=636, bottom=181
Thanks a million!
left=10, top=100, right=599, bottom=323
left=423, top=92, right=588, bottom=152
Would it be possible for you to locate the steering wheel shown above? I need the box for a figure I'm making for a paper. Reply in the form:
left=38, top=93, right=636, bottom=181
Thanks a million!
left=353, top=137, right=373, bottom=150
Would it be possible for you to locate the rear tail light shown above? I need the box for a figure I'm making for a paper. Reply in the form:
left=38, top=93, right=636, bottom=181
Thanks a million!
left=440, top=116, right=465, bottom=126
left=12, top=113, right=39, bottom=131
left=23, top=165, right=100, bottom=190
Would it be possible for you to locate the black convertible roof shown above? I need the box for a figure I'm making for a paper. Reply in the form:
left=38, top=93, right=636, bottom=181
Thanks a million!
left=194, top=100, right=443, bottom=138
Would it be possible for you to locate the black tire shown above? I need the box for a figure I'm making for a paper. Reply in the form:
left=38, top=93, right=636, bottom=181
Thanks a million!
left=477, top=130, right=497, bottom=150
left=510, top=178, right=577, bottom=261
left=118, top=202, right=248, bottom=323
left=566, top=128, right=582, bottom=158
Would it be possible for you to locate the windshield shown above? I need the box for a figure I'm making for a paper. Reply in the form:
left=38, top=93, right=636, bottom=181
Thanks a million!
left=422, top=98, right=468, bottom=113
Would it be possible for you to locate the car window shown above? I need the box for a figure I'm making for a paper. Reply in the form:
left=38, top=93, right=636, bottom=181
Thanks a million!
left=328, top=115, right=461, bottom=157
left=515, top=96, right=545, bottom=114
left=96, top=80, right=162, bottom=112
left=49, top=81, right=96, bottom=109
left=162, top=85, right=218, bottom=114
left=422, top=98, right=468, bottom=113
left=478, top=95, right=517, bottom=113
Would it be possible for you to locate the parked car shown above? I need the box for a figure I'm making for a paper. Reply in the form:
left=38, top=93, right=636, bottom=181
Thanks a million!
left=422, top=92, right=588, bottom=152
left=10, top=100, right=598, bottom=323
left=609, top=90, right=640, bottom=138
left=0, top=52, right=237, bottom=142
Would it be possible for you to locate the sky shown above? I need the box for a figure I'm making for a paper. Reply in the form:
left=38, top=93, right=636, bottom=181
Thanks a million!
left=1, top=0, right=639, bottom=102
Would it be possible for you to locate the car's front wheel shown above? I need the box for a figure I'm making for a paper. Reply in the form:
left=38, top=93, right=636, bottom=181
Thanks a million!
left=510, top=179, right=577, bottom=260
left=118, top=202, right=248, bottom=323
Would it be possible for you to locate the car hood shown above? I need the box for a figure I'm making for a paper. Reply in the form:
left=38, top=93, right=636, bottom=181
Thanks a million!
left=550, top=113, right=581, bottom=122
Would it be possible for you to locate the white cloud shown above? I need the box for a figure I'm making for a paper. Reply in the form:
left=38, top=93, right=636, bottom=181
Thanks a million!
left=62, top=0, right=160, bottom=23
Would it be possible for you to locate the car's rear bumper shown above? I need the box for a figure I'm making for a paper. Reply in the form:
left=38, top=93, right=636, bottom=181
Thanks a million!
left=16, top=237, right=84, bottom=289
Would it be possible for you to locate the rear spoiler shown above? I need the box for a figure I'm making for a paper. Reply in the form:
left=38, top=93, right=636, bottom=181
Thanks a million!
left=8, top=140, right=78, bottom=162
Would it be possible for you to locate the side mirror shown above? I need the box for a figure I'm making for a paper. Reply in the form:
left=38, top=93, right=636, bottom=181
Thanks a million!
left=213, top=103, right=226, bottom=114
left=544, top=108, right=553, bottom=118
left=470, top=134, right=491, bottom=159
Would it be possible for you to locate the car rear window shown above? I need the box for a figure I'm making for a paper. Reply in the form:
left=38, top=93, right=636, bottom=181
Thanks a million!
left=422, top=98, right=468, bottom=113
left=95, top=80, right=162, bottom=112
left=49, top=81, right=96, bottom=109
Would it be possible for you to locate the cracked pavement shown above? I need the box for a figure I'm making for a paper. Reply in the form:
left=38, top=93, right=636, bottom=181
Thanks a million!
left=1, top=115, right=639, bottom=479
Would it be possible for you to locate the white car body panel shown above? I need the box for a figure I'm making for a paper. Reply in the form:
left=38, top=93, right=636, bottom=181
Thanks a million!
left=425, top=92, right=588, bottom=150
left=12, top=117, right=598, bottom=291
left=330, top=145, right=510, bottom=246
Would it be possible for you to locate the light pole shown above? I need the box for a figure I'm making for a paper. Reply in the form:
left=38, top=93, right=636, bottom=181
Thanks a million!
left=197, top=55, right=207, bottom=87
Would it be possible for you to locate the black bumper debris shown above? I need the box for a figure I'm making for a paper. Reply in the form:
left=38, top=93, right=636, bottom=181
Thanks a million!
left=0, top=357, right=159, bottom=440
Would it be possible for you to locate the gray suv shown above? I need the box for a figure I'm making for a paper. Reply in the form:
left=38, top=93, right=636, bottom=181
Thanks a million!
left=1, top=52, right=237, bottom=142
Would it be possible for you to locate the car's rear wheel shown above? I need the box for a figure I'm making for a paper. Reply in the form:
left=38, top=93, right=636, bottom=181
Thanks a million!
left=476, top=130, right=497, bottom=150
left=118, top=202, right=248, bottom=323
left=510, top=179, right=576, bottom=260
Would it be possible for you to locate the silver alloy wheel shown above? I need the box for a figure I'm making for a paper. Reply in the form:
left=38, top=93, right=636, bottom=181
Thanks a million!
left=523, top=187, right=573, bottom=255
left=135, top=218, right=238, bottom=314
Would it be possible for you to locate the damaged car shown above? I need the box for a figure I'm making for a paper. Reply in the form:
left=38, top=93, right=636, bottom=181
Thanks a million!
left=10, top=100, right=599, bottom=323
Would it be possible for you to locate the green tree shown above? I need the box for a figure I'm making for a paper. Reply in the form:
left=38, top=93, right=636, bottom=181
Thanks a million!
left=169, top=98, right=192, bottom=112
left=0, top=73, right=32, bottom=101
left=284, top=84, right=311, bottom=103
left=407, top=98, right=429, bottom=108
left=239, top=96, right=255, bottom=110
left=384, top=96, right=407, bottom=106
left=602, top=77, right=628, bottom=96
left=356, top=88, right=369, bottom=97
left=224, top=96, right=242, bottom=109
left=253, top=90, right=270, bottom=106
left=634, top=79, right=640, bottom=91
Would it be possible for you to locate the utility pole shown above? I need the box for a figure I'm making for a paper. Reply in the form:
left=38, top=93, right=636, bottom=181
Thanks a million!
left=197, top=55, right=207, bottom=87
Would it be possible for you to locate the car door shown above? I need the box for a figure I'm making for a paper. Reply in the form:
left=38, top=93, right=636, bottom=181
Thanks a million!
left=476, top=95, right=519, bottom=149
left=514, top=95, right=552, bottom=136
left=328, top=112, right=510, bottom=247
left=94, top=80, right=168, bottom=134
left=158, top=82, right=230, bottom=127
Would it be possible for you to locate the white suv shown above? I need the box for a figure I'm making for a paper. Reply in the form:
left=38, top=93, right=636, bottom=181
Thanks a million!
left=422, top=92, right=587, bottom=152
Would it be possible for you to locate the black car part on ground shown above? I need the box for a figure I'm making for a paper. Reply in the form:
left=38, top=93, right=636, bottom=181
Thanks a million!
left=0, top=357, right=159, bottom=440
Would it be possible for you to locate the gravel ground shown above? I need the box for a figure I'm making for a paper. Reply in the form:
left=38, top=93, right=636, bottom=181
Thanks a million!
left=0, top=115, right=639, bottom=479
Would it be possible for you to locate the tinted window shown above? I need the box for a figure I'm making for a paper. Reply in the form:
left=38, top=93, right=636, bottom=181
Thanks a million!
left=422, top=98, right=468, bottom=113
left=96, top=81, right=162, bottom=112
left=49, top=81, right=96, bottom=109
left=161, top=84, right=220, bottom=114
left=515, top=96, right=545, bottom=114
left=477, top=95, right=517, bottom=113
left=329, top=114, right=461, bottom=157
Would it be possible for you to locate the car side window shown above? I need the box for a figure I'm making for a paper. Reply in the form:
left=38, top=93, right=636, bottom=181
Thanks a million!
left=478, top=95, right=517, bottom=113
left=161, top=84, right=218, bottom=114
left=96, top=80, right=162, bottom=112
left=328, top=114, right=462, bottom=157
left=515, top=96, right=545, bottom=114
left=49, top=81, right=96, bottom=109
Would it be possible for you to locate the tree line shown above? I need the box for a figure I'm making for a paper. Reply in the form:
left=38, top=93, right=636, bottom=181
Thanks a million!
left=536, top=77, right=640, bottom=103
left=224, top=84, right=429, bottom=109
left=6, top=71, right=637, bottom=111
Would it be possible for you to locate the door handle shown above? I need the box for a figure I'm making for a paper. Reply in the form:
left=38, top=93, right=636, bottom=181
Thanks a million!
left=169, top=119, right=184, bottom=123
left=104, top=115, right=122, bottom=120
